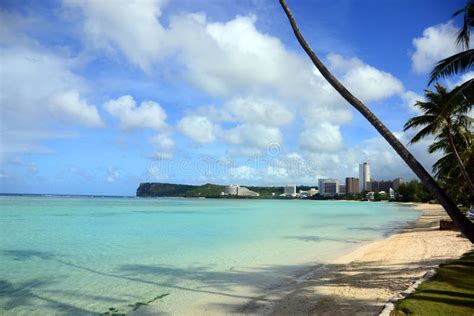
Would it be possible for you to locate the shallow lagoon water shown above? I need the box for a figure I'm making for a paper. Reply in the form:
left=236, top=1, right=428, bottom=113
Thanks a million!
left=0, top=196, right=420, bottom=314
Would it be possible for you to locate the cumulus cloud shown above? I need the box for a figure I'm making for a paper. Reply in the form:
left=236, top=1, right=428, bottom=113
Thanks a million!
left=411, top=22, right=470, bottom=74
left=149, top=134, right=174, bottom=160
left=229, top=165, right=258, bottom=180
left=451, top=71, right=474, bottom=87
left=177, top=115, right=218, bottom=144
left=0, top=42, right=101, bottom=161
left=223, top=97, right=294, bottom=126
left=64, top=0, right=167, bottom=71
left=49, top=90, right=104, bottom=127
left=328, top=54, right=404, bottom=102
left=401, top=90, right=424, bottom=114
left=221, top=124, right=282, bottom=154
left=299, top=123, right=343, bottom=152
left=68, top=2, right=418, bottom=161
left=103, top=95, right=167, bottom=131
left=216, top=131, right=437, bottom=185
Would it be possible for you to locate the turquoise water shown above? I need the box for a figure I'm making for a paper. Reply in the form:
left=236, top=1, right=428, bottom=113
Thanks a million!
left=0, top=196, right=420, bottom=315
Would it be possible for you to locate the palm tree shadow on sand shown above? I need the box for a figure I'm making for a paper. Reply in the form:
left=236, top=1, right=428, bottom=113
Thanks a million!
left=1, top=247, right=465, bottom=314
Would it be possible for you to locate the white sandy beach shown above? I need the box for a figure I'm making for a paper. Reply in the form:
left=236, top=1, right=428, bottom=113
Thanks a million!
left=268, top=203, right=472, bottom=315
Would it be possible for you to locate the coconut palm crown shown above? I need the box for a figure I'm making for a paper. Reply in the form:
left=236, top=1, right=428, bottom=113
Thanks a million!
left=430, top=0, right=474, bottom=84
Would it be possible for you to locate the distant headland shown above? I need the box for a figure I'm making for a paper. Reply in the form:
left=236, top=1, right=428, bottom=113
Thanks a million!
left=136, top=183, right=314, bottom=199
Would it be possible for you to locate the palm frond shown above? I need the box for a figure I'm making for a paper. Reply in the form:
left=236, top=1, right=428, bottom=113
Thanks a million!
left=429, top=49, right=474, bottom=85
left=428, top=139, right=450, bottom=154
left=448, top=78, right=474, bottom=110
left=403, top=115, right=436, bottom=131
left=453, top=0, right=474, bottom=49
left=409, top=124, right=437, bottom=144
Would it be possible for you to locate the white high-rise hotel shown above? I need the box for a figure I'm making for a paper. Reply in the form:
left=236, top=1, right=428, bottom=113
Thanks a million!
left=359, top=162, right=371, bottom=192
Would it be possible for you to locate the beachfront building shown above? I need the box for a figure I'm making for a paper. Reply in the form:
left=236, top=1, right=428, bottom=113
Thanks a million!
left=345, top=177, right=360, bottom=194
left=236, top=186, right=259, bottom=197
left=308, top=188, right=318, bottom=196
left=318, top=179, right=339, bottom=196
left=389, top=188, right=395, bottom=199
left=392, top=177, right=405, bottom=190
left=299, top=190, right=309, bottom=198
left=224, top=185, right=238, bottom=195
left=378, top=180, right=393, bottom=193
left=366, top=180, right=396, bottom=193
left=283, top=185, right=297, bottom=197
left=339, top=184, right=346, bottom=194
left=224, top=185, right=259, bottom=197
left=359, top=162, right=371, bottom=192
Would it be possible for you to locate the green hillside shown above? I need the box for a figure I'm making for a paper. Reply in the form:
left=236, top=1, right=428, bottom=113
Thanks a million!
left=136, top=183, right=224, bottom=197
left=136, top=183, right=314, bottom=198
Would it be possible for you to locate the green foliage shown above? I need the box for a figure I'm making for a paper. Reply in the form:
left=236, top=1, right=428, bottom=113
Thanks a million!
left=373, top=192, right=389, bottom=201
left=429, top=49, right=474, bottom=84
left=453, top=0, right=474, bottom=48
left=404, top=82, right=473, bottom=205
left=137, top=183, right=295, bottom=198
left=392, top=250, right=474, bottom=315
left=396, top=180, right=433, bottom=202
left=137, top=183, right=224, bottom=197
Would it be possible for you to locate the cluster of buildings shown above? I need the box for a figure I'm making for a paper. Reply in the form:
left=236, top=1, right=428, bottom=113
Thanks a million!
left=282, top=185, right=318, bottom=198
left=318, top=162, right=405, bottom=198
left=222, top=162, right=405, bottom=199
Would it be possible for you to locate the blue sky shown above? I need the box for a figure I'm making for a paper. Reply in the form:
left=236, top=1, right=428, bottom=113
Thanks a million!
left=0, top=0, right=472, bottom=196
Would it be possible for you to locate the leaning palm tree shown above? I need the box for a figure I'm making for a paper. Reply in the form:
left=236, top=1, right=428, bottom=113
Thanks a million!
left=279, top=0, right=474, bottom=242
left=429, top=0, right=474, bottom=84
left=404, top=84, right=474, bottom=193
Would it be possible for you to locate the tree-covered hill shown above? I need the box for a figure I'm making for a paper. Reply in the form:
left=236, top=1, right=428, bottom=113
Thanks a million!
left=136, top=183, right=313, bottom=198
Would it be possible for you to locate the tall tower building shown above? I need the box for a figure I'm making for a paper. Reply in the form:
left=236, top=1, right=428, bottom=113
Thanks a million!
left=359, top=162, right=371, bottom=192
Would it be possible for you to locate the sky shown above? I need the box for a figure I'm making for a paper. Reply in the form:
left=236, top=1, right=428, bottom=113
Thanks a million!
left=0, top=0, right=472, bottom=196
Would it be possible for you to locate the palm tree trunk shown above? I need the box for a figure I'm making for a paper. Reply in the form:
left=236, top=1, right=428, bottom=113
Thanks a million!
left=279, top=0, right=474, bottom=242
left=446, top=128, right=474, bottom=193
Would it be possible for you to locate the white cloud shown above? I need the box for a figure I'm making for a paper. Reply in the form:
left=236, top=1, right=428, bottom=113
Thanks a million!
left=221, top=124, right=282, bottom=153
left=49, top=90, right=104, bottom=127
left=411, top=22, right=468, bottom=74
left=103, top=95, right=167, bottom=131
left=401, top=90, right=424, bottom=114
left=299, top=123, right=343, bottom=152
left=229, top=165, right=258, bottom=180
left=177, top=115, right=217, bottom=144
left=328, top=53, right=404, bottom=102
left=451, top=71, right=474, bottom=87
left=224, top=97, right=293, bottom=126
left=0, top=43, right=100, bottom=161
left=64, top=0, right=167, bottom=71
left=149, top=134, right=174, bottom=160
left=68, top=4, right=418, bottom=162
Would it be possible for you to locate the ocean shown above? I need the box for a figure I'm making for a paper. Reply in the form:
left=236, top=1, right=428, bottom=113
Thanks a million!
left=0, top=195, right=420, bottom=315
